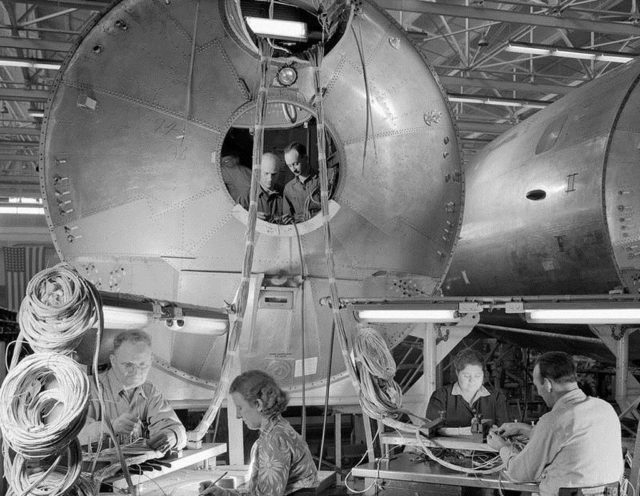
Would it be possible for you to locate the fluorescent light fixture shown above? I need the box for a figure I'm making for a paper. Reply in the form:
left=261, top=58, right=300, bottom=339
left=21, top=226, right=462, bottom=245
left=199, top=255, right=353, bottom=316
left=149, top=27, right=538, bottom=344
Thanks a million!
left=0, top=56, right=61, bottom=70
left=506, top=41, right=636, bottom=64
left=449, top=94, right=549, bottom=109
left=28, top=110, right=44, bottom=118
left=102, top=306, right=151, bottom=329
left=358, top=309, right=458, bottom=322
left=0, top=206, right=44, bottom=215
left=245, top=17, right=307, bottom=41
left=526, top=303, right=640, bottom=324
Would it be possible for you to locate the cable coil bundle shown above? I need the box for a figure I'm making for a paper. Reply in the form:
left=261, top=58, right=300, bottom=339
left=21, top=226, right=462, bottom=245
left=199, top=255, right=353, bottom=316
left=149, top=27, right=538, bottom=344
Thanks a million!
left=3, top=439, right=82, bottom=496
left=353, top=326, right=403, bottom=420
left=18, top=263, right=97, bottom=354
left=0, top=352, right=89, bottom=459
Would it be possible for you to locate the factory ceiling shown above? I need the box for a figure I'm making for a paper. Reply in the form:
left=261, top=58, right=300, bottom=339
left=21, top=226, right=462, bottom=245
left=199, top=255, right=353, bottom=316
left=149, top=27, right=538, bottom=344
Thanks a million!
left=0, top=0, right=639, bottom=199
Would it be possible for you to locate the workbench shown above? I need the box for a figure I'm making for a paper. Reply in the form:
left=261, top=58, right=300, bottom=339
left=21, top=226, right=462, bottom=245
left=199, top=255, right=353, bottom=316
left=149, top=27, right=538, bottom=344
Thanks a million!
left=351, top=453, right=539, bottom=495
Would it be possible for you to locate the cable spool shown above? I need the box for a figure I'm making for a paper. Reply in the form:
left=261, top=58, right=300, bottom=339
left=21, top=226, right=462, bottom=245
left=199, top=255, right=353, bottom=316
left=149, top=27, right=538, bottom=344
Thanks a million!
left=18, top=263, right=97, bottom=354
left=0, top=352, right=89, bottom=459
left=4, top=439, right=82, bottom=496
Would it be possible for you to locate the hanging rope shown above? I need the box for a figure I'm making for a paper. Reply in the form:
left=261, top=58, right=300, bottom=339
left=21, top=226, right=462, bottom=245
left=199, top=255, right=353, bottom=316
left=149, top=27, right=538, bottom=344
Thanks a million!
left=189, top=38, right=273, bottom=441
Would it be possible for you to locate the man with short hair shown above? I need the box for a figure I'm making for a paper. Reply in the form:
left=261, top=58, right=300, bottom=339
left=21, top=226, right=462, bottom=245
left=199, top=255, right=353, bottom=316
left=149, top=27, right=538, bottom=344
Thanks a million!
left=283, top=142, right=320, bottom=223
left=239, top=152, right=283, bottom=223
left=79, top=330, right=187, bottom=452
left=487, top=351, right=622, bottom=496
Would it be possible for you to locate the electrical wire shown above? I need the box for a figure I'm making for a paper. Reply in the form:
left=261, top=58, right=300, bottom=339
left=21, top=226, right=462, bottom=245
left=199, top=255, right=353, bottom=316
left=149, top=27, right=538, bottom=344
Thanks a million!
left=17, top=263, right=97, bottom=354
left=0, top=352, right=89, bottom=459
left=5, top=439, right=82, bottom=496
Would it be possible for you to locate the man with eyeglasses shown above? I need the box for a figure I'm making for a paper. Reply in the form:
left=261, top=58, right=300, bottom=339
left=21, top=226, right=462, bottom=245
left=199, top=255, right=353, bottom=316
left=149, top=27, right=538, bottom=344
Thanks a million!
left=78, top=330, right=187, bottom=453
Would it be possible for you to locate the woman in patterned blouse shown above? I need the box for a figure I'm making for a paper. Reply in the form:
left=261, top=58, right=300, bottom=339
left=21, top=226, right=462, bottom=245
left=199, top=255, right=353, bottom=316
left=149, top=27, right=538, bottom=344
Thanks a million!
left=199, top=370, right=318, bottom=496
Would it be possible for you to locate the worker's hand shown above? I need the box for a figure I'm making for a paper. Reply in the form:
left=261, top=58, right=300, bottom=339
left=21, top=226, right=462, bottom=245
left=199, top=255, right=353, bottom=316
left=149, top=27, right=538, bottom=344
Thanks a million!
left=496, top=422, right=532, bottom=438
left=147, top=431, right=178, bottom=452
left=486, top=429, right=510, bottom=450
left=112, top=413, right=138, bottom=436
left=198, top=480, right=230, bottom=496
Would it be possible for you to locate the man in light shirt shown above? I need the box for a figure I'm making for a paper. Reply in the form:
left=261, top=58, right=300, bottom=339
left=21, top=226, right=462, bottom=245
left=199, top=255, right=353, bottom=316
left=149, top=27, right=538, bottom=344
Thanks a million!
left=79, top=330, right=187, bottom=452
left=487, top=351, right=622, bottom=496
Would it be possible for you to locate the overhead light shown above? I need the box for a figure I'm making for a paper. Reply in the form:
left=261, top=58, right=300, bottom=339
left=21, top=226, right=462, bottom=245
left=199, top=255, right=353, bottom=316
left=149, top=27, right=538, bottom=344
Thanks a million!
left=28, top=110, right=44, bottom=118
left=277, top=65, right=298, bottom=86
left=0, top=206, right=44, bottom=215
left=506, top=41, right=636, bottom=64
left=355, top=304, right=460, bottom=323
left=245, top=17, right=308, bottom=41
left=0, top=56, right=61, bottom=70
left=165, top=315, right=227, bottom=335
left=448, top=94, right=549, bottom=109
left=102, top=306, right=151, bottom=329
left=525, top=302, right=640, bottom=324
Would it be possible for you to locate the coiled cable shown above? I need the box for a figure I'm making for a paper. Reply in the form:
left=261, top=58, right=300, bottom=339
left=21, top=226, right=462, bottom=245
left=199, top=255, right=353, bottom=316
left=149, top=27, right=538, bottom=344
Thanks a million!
left=4, top=439, right=82, bottom=496
left=0, top=352, right=89, bottom=459
left=18, top=263, right=97, bottom=354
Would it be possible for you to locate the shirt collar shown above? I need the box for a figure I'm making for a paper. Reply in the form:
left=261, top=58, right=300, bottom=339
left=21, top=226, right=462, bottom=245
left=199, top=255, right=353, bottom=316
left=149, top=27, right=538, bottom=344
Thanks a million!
left=552, top=387, right=585, bottom=411
left=451, top=382, right=491, bottom=399
left=105, top=368, right=148, bottom=400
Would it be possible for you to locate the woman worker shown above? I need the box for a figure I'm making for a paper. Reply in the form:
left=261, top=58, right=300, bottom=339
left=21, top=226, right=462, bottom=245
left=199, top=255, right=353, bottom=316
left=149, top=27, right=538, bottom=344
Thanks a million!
left=199, top=370, right=318, bottom=496
left=426, top=349, right=508, bottom=435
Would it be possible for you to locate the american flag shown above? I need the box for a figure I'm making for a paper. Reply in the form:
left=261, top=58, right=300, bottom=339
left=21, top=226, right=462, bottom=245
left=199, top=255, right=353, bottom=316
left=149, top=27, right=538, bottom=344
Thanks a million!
left=3, top=246, right=47, bottom=312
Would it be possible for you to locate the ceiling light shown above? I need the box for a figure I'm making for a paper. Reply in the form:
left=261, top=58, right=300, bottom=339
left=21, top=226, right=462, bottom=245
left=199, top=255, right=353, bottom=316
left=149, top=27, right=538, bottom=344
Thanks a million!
left=0, top=56, right=61, bottom=70
left=245, top=17, right=308, bottom=41
left=354, top=303, right=461, bottom=323
left=525, top=303, right=640, bottom=324
left=28, top=110, right=44, bottom=118
left=102, top=306, right=151, bottom=329
left=506, top=41, right=636, bottom=64
left=0, top=206, right=44, bottom=215
left=449, top=94, right=549, bottom=109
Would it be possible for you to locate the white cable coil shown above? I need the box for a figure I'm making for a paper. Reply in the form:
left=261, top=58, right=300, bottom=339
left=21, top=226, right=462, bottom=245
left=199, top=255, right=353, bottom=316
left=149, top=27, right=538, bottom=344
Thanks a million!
left=4, top=439, right=82, bottom=496
left=0, top=353, right=89, bottom=459
left=18, top=263, right=97, bottom=354
left=354, top=326, right=403, bottom=420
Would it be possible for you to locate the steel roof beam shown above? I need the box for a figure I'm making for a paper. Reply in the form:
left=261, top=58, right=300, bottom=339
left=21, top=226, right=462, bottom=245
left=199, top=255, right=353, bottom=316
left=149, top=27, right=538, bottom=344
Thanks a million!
left=2, top=0, right=109, bottom=10
left=440, top=75, right=573, bottom=95
left=456, top=120, right=514, bottom=134
left=0, top=154, right=38, bottom=161
left=0, top=87, right=49, bottom=101
left=0, top=126, right=40, bottom=136
left=0, top=36, right=72, bottom=52
left=377, top=0, right=640, bottom=36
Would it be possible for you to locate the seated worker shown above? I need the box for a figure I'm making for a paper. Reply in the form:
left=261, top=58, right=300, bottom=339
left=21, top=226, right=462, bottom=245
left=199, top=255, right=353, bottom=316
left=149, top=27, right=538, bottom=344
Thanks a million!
left=426, top=349, right=508, bottom=435
left=282, top=142, right=320, bottom=223
left=78, top=330, right=187, bottom=452
left=199, top=370, right=317, bottom=496
left=221, top=153, right=252, bottom=202
left=487, top=351, right=623, bottom=496
left=239, top=153, right=283, bottom=223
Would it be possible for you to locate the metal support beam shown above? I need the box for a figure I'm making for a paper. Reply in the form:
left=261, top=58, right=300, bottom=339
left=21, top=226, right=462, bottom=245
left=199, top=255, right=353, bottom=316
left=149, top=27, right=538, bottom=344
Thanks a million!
left=376, top=0, right=640, bottom=36
left=0, top=88, right=49, bottom=101
left=2, top=0, right=109, bottom=10
left=440, top=75, right=573, bottom=95
left=424, top=323, right=438, bottom=404
left=0, top=154, right=38, bottom=161
left=615, top=328, right=629, bottom=409
left=0, top=126, right=40, bottom=136
left=0, top=36, right=72, bottom=52
left=456, top=120, right=513, bottom=134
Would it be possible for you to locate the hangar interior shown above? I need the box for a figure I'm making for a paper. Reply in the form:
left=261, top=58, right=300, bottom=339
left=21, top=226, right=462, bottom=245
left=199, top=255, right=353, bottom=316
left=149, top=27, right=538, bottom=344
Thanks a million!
left=1, top=0, right=640, bottom=495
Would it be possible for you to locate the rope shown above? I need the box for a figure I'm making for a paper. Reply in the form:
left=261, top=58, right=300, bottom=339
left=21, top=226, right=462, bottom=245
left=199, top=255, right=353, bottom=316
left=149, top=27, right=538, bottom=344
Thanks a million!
left=189, top=38, right=273, bottom=441
left=0, top=352, right=89, bottom=459
left=17, top=263, right=97, bottom=354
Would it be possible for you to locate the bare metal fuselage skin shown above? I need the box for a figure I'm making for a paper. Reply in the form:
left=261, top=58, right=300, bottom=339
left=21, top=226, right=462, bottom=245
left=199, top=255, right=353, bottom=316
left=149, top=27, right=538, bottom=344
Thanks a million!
left=40, top=0, right=463, bottom=400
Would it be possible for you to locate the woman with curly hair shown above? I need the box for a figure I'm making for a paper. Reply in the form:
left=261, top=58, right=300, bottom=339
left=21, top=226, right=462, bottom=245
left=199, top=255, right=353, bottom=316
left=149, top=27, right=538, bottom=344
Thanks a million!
left=199, top=370, right=317, bottom=496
